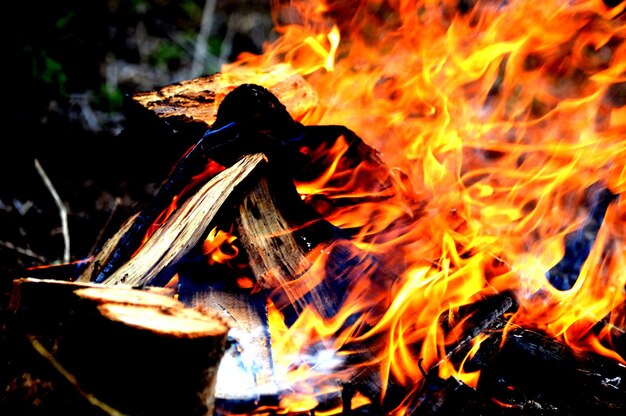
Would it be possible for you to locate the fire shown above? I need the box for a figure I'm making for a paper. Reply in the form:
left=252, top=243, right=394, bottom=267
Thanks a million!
left=219, top=0, right=625, bottom=413
left=202, top=226, right=239, bottom=265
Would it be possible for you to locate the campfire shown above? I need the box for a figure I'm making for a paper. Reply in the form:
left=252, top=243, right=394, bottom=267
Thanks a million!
left=3, top=0, right=625, bottom=415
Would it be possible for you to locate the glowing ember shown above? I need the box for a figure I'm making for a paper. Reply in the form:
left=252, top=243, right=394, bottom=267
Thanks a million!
left=215, top=0, right=625, bottom=413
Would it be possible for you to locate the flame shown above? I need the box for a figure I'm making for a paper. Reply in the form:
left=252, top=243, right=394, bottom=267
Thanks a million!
left=202, top=226, right=239, bottom=265
left=217, top=0, right=626, bottom=412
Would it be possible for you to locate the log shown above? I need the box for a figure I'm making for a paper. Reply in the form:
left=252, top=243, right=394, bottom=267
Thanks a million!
left=177, top=266, right=279, bottom=412
left=90, top=152, right=266, bottom=287
left=462, top=317, right=626, bottom=416
left=403, top=296, right=625, bottom=416
left=128, top=64, right=320, bottom=133
left=6, top=277, right=230, bottom=416
left=233, top=161, right=407, bottom=409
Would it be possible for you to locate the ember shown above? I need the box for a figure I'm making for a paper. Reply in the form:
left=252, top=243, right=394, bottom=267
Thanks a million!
left=2, top=0, right=626, bottom=415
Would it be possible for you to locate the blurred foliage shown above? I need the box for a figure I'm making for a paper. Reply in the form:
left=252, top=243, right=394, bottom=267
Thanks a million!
left=7, top=0, right=272, bottom=135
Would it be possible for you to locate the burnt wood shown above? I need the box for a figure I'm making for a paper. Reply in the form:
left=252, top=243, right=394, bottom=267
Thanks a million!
left=458, top=317, right=626, bottom=416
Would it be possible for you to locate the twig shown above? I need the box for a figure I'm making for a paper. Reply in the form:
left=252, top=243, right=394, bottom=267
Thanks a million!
left=0, top=240, right=47, bottom=262
left=190, top=0, right=217, bottom=77
left=28, top=335, right=127, bottom=416
left=34, top=159, right=70, bottom=263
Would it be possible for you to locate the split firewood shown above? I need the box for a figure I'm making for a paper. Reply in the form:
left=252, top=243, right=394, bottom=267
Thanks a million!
left=233, top=161, right=405, bottom=408
left=85, top=152, right=265, bottom=287
left=7, top=277, right=229, bottom=416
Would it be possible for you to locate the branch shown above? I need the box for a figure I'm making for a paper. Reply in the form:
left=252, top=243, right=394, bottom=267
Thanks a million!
left=34, top=159, right=70, bottom=263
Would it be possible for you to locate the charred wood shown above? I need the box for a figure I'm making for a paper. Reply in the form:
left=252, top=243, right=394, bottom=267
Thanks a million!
left=461, top=318, right=626, bottom=416
left=233, top=160, right=403, bottom=410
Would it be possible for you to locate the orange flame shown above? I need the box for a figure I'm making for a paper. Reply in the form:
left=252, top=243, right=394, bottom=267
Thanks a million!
left=219, top=0, right=626, bottom=412
left=202, top=226, right=239, bottom=265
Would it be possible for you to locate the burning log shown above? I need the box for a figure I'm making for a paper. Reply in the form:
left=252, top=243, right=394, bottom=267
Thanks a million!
left=233, top=160, right=392, bottom=407
left=84, top=152, right=266, bottom=287
left=477, top=320, right=626, bottom=415
left=128, top=64, right=320, bottom=134
left=6, top=277, right=229, bottom=416
left=435, top=314, right=626, bottom=416
left=396, top=294, right=626, bottom=416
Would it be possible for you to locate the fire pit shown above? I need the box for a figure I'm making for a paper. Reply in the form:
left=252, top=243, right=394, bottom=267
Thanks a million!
left=2, top=0, right=625, bottom=415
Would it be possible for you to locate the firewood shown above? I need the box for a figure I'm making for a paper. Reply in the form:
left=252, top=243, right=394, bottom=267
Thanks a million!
left=94, top=152, right=265, bottom=287
left=178, top=271, right=279, bottom=409
left=90, top=80, right=322, bottom=284
left=403, top=296, right=625, bottom=416
left=87, top=125, right=262, bottom=284
left=7, top=277, right=230, bottom=416
left=459, top=317, right=626, bottom=416
left=128, top=64, right=319, bottom=133
left=235, top=169, right=357, bottom=322
left=234, top=161, right=405, bottom=408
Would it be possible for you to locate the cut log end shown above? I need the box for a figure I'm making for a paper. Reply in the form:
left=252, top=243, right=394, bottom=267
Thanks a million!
left=97, top=302, right=229, bottom=339
left=6, top=278, right=231, bottom=416
left=74, top=286, right=182, bottom=308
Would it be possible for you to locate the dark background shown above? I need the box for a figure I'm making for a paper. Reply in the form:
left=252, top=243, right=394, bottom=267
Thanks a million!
left=1, top=0, right=273, bottom=281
